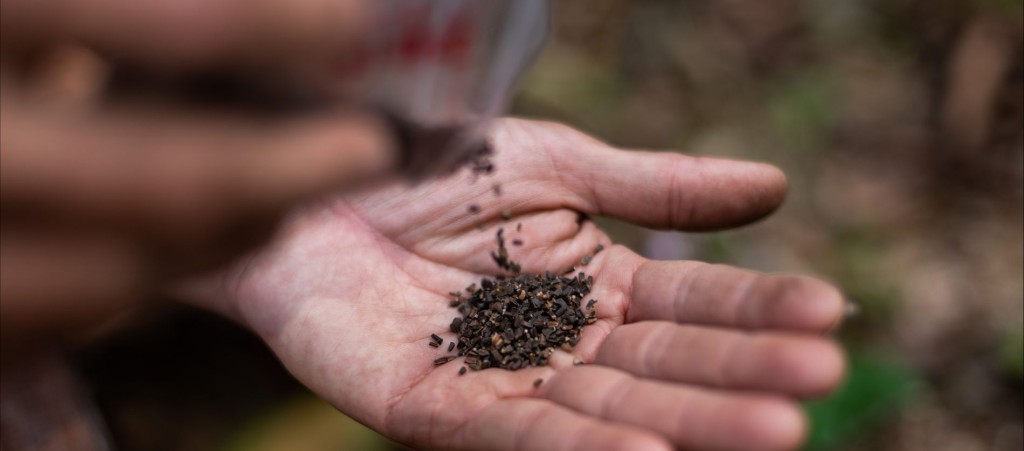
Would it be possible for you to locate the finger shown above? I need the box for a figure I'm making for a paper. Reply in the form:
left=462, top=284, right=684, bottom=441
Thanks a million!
left=595, top=321, right=845, bottom=397
left=541, top=365, right=806, bottom=451
left=0, top=0, right=371, bottom=69
left=513, top=120, right=788, bottom=231
left=456, top=398, right=672, bottom=451
left=628, top=259, right=845, bottom=332
left=583, top=149, right=787, bottom=231
left=1, top=101, right=397, bottom=250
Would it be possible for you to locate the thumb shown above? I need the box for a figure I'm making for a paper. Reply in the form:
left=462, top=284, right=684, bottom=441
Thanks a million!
left=514, top=120, right=788, bottom=231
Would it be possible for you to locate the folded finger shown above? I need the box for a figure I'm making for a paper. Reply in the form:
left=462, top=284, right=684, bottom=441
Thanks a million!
left=628, top=259, right=844, bottom=332
left=456, top=398, right=672, bottom=451
left=541, top=365, right=806, bottom=451
left=595, top=321, right=844, bottom=397
left=1, top=100, right=397, bottom=249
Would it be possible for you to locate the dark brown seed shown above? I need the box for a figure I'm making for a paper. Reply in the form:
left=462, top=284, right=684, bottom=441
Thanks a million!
left=431, top=334, right=444, bottom=345
left=459, top=366, right=467, bottom=375
left=533, top=378, right=543, bottom=388
left=593, top=244, right=605, bottom=255
left=434, top=356, right=455, bottom=366
left=428, top=341, right=439, bottom=348
left=467, top=204, right=481, bottom=214
left=451, top=319, right=463, bottom=333
left=512, top=239, right=523, bottom=246
left=448, top=342, right=456, bottom=352
left=501, top=209, right=512, bottom=220
left=581, top=255, right=592, bottom=265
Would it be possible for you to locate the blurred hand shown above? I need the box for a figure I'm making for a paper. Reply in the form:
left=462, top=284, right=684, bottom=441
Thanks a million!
left=194, top=119, right=846, bottom=451
left=0, top=0, right=398, bottom=344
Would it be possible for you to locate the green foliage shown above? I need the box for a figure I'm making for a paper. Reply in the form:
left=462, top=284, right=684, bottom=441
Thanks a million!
left=804, top=352, right=920, bottom=450
left=832, top=230, right=901, bottom=324
left=976, top=0, right=1024, bottom=15
left=999, top=326, right=1024, bottom=381
left=697, top=233, right=739, bottom=264
left=767, top=68, right=837, bottom=153
left=516, top=46, right=626, bottom=131
left=221, top=395, right=393, bottom=451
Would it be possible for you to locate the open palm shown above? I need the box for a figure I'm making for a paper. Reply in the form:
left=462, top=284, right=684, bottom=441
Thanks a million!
left=203, top=119, right=845, bottom=451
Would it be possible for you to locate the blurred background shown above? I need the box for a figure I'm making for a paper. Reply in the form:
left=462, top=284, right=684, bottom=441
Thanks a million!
left=69, top=0, right=1022, bottom=450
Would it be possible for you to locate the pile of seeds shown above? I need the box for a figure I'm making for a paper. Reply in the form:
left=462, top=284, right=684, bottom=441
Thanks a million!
left=446, top=270, right=597, bottom=371
left=425, top=141, right=605, bottom=374
left=427, top=226, right=606, bottom=372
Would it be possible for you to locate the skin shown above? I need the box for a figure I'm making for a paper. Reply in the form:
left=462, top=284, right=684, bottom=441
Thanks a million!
left=189, top=119, right=847, bottom=451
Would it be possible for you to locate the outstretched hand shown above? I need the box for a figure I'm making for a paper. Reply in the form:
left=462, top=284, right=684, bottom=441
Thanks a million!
left=196, top=119, right=845, bottom=451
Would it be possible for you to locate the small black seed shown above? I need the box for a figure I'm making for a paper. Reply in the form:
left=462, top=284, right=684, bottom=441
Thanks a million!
left=533, top=378, right=543, bottom=388
left=434, top=356, right=455, bottom=366
left=593, top=244, right=605, bottom=255
left=459, top=366, right=467, bottom=375
left=581, top=255, right=592, bottom=265
left=501, top=209, right=512, bottom=220
left=431, top=334, right=444, bottom=345
left=428, top=341, right=439, bottom=348
left=467, top=204, right=481, bottom=214
left=448, top=342, right=456, bottom=352
left=512, top=239, right=523, bottom=246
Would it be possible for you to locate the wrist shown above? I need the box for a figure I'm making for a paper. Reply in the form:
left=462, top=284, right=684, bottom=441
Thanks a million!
left=169, top=256, right=253, bottom=327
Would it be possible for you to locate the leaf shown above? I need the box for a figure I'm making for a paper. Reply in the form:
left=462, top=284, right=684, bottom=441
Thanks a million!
left=803, top=351, right=920, bottom=450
